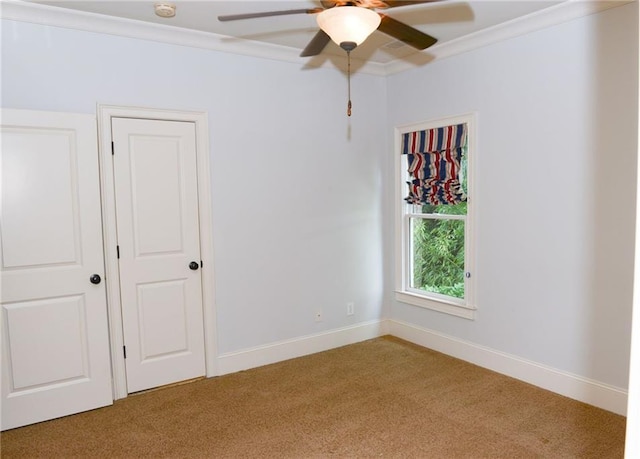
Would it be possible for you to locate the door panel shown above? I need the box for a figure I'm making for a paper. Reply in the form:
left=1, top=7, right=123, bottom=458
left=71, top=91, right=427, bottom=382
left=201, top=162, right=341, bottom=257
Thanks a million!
left=2, top=130, right=80, bottom=268
left=5, top=295, right=89, bottom=389
left=137, top=280, right=189, bottom=359
left=1, top=109, right=113, bottom=431
left=130, top=138, right=185, bottom=256
left=112, top=118, right=205, bottom=393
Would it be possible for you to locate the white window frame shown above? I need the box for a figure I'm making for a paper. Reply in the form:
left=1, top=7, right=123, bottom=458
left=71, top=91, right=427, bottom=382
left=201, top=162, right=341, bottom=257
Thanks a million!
left=394, top=113, right=477, bottom=320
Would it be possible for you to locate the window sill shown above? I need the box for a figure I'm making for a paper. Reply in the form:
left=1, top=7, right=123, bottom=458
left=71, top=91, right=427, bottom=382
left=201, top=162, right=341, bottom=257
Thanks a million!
left=395, top=291, right=476, bottom=320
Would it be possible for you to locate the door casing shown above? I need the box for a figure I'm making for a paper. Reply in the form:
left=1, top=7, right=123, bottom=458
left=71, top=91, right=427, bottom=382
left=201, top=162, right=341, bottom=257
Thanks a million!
left=97, top=105, right=217, bottom=399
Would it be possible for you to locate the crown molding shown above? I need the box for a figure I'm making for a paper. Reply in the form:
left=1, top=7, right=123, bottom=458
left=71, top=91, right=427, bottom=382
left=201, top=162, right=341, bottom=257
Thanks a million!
left=0, top=0, right=388, bottom=75
left=1, top=0, right=632, bottom=77
left=384, top=0, right=633, bottom=75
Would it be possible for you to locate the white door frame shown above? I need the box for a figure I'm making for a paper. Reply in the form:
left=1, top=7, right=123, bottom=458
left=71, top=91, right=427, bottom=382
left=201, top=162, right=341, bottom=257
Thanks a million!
left=97, top=105, right=217, bottom=399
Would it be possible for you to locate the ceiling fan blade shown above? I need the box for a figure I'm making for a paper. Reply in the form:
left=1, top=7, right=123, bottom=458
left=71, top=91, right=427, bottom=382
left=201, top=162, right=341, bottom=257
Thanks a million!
left=300, top=30, right=331, bottom=57
left=218, top=8, right=323, bottom=22
left=320, top=0, right=341, bottom=8
left=382, top=0, right=442, bottom=8
left=377, top=14, right=437, bottom=50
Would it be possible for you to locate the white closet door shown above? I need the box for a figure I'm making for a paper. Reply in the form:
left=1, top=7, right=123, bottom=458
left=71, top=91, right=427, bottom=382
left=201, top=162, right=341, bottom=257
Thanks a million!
left=1, top=109, right=113, bottom=431
left=111, top=117, right=205, bottom=393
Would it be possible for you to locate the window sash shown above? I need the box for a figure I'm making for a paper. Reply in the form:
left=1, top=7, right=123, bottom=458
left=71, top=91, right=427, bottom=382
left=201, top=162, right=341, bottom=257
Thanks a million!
left=405, top=211, right=466, bottom=221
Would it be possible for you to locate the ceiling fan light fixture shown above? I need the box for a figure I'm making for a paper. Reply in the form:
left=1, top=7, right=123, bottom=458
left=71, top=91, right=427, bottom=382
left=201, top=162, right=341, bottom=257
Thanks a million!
left=317, top=6, right=381, bottom=48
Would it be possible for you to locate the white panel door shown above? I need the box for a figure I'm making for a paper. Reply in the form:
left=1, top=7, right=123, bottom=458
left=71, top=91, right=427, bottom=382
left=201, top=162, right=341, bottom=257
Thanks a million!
left=111, top=118, right=205, bottom=393
left=1, top=109, right=113, bottom=431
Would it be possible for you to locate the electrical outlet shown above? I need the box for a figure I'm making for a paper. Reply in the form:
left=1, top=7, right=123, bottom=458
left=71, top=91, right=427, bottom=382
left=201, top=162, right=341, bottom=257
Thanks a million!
left=315, top=309, right=323, bottom=322
left=347, top=302, right=354, bottom=316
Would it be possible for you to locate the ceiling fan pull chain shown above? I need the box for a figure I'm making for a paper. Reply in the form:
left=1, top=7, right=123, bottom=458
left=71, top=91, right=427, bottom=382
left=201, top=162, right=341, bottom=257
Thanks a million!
left=347, top=50, right=352, bottom=117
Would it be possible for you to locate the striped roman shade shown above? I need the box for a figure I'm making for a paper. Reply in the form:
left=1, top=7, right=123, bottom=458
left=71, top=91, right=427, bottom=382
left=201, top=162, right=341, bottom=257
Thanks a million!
left=401, top=123, right=467, bottom=206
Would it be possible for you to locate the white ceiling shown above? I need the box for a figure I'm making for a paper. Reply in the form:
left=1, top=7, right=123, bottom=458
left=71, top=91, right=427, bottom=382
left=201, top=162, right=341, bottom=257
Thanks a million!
left=29, top=0, right=565, bottom=65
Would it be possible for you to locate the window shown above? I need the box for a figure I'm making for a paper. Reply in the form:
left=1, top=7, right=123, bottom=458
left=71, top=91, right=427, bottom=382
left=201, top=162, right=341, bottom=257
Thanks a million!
left=395, top=114, right=476, bottom=319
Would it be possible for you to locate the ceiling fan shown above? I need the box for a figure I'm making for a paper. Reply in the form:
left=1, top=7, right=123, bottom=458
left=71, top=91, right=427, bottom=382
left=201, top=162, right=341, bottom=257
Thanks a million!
left=218, top=0, right=441, bottom=57
left=219, top=0, right=441, bottom=116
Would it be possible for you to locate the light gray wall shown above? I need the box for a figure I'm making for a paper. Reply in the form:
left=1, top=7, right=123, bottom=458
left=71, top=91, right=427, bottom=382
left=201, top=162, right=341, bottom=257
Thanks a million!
left=385, top=2, right=638, bottom=389
left=1, top=20, right=388, bottom=355
left=2, top=1, right=638, bottom=390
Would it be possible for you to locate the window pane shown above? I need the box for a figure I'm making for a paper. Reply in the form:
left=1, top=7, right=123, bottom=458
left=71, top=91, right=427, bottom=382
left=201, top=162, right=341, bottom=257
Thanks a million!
left=411, top=217, right=465, bottom=299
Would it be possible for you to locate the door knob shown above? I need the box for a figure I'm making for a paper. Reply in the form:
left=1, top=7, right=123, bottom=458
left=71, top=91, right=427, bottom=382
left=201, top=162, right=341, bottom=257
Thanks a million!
left=189, top=261, right=199, bottom=271
left=90, top=274, right=102, bottom=285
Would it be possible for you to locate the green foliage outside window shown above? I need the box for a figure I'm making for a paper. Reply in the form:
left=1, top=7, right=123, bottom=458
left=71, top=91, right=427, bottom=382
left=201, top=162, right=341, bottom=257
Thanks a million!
left=411, top=203, right=466, bottom=298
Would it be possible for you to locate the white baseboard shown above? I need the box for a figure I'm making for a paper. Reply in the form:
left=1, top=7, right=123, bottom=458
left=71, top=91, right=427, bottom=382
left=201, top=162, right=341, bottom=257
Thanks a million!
left=388, top=319, right=628, bottom=416
left=217, top=320, right=389, bottom=376
left=215, top=318, right=627, bottom=416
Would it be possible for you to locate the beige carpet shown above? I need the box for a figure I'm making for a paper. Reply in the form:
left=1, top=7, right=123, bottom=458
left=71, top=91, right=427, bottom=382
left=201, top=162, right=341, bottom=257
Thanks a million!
left=1, top=336, right=626, bottom=458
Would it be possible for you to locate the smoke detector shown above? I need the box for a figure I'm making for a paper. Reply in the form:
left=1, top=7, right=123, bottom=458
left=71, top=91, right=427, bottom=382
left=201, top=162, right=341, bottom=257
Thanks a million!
left=154, top=3, right=176, bottom=18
